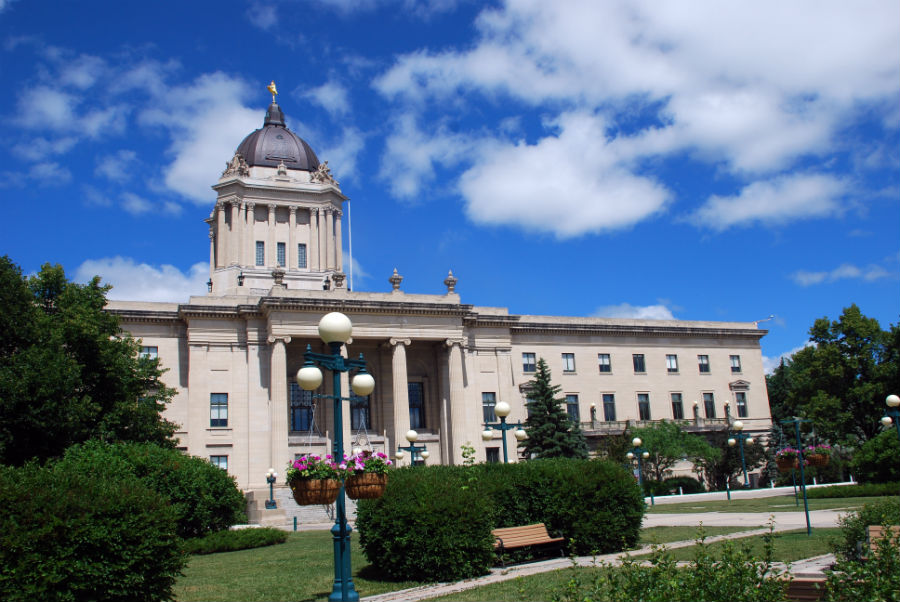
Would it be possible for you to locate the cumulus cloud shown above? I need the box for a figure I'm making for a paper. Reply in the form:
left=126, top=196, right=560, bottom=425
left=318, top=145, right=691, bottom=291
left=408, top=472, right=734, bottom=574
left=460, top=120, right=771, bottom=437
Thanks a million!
left=690, top=174, right=847, bottom=231
left=246, top=2, right=278, bottom=30
left=303, top=80, right=351, bottom=116
left=592, top=302, right=676, bottom=321
left=791, top=263, right=896, bottom=286
left=95, top=150, right=138, bottom=183
left=762, top=343, right=813, bottom=374
left=319, top=127, right=365, bottom=181
left=75, top=257, right=208, bottom=302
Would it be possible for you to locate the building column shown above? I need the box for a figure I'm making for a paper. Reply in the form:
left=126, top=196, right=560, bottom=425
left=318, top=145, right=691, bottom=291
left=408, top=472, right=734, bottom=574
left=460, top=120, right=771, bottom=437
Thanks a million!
left=335, top=209, right=343, bottom=273
left=324, top=207, right=334, bottom=270
left=446, top=339, right=467, bottom=464
left=245, top=202, right=255, bottom=267
left=317, top=208, right=327, bottom=271
left=390, top=338, right=411, bottom=453
left=268, top=335, right=291, bottom=471
left=267, top=204, right=276, bottom=267
left=215, top=202, right=226, bottom=268
left=309, top=208, right=320, bottom=271
left=208, top=226, right=215, bottom=278
left=288, top=206, right=297, bottom=270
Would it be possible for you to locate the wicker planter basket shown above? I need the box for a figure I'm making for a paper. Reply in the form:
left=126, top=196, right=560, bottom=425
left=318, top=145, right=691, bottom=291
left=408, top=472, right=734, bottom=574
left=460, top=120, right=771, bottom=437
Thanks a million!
left=289, top=478, right=341, bottom=506
left=776, top=457, right=799, bottom=473
left=805, top=453, right=829, bottom=467
left=345, top=473, right=388, bottom=500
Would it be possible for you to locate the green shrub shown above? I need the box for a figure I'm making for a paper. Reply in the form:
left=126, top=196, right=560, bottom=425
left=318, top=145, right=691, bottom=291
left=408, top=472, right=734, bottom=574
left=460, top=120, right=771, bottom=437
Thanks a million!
left=831, top=497, right=900, bottom=561
left=662, top=476, right=706, bottom=495
left=554, top=526, right=789, bottom=602
left=60, top=441, right=246, bottom=538
left=825, top=522, right=900, bottom=601
left=356, top=465, right=495, bottom=581
left=807, top=483, right=899, bottom=499
left=851, top=431, right=900, bottom=483
left=356, top=459, right=644, bottom=581
left=183, top=527, right=288, bottom=555
left=0, top=462, right=185, bottom=602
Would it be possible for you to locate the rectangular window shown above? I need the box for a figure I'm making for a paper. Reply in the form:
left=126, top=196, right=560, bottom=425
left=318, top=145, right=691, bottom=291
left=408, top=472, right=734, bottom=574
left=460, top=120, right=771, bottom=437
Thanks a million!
left=633, top=354, right=646, bottom=373
left=566, top=394, right=580, bottom=421
left=140, top=345, right=158, bottom=360
left=522, top=352, right=536, bottom=373
left=351, top=394, right=371, bottom=431
left=297, top=243, right=308, bottom=268
left=255, top=241, right=265, bottom=266
left=666, top=354, right=678, bottom=373
left=408, top=382, right=425, bottom=430
left=703, top=392, right=716, bottom=418
left=730, top=355, right=742, bottom=373
left=698, top=355, right=710, bottom=373
left=602, top=393, right=616, bottom=421
left=482, top=392, right=497, bottom=423
left=277, top=242, right=286, bottom=267
left=671, top=393, right=684, bottom=420
left=562, top=353, right=576, bottom=373
left=598, top=353, right=611, bottom=373
left=638, top=393, right=651, bottom=420
left=289, top=383, right=315, bottom=432
left=486, top=448, right=500, bottom=464
left=210, top=393, right=228, bottom=427
left=735, top=392, right=748, bottom=418
left=210, top=455, right=228, bottom=470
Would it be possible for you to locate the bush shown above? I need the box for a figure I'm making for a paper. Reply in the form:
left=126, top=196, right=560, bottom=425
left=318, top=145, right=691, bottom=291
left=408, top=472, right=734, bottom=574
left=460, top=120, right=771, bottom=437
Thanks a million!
left=807, top=483, right=899, bottom=499
left=356, top=459, right=644, bottom=581
left=825, top=522, right=900, bottom=601
left=60, top=440, right=246, bottom=538
left=662, top=476, right=706, bottom=495
left=831, top=497, right=900, bottom=561
left=554, top=526, right=789, bottom=602
left=183, top=528, right=288, bottom=555
left=0, top=462, right=185, bottom=602
left=851, top=431, right=900, bottom=483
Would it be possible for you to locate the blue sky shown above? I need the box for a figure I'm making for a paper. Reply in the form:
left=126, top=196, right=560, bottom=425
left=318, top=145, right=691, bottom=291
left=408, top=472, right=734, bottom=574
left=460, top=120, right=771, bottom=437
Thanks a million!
left=1, top=0, right=898, bottom=372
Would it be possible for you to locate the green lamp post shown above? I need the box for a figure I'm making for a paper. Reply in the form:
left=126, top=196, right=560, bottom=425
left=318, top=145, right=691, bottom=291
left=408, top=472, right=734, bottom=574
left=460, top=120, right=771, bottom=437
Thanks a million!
left=396, top=429, right=428, bottom=465
left=781, top=416, right=812, bottom=536
left=296, top=312, right=376, bottom=602
left=481, top=401, right=525, bottom=463
left=627, top=437, right=654, bottom=506
left=727, top=420, right=755, bottom=488
left=881, top=394, right=900, bottom=442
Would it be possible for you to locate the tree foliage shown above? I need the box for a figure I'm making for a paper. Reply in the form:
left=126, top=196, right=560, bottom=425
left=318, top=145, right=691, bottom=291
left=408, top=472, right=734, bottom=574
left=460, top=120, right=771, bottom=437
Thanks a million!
left=766, top=305, right=899, bottom=446
left=693, top=431, right=768, bottom=490
left=631, top=421, right=718, bottom=482
left=0, top=257, right=177, bottom=466
left=521, top=358, right=588, bottom=459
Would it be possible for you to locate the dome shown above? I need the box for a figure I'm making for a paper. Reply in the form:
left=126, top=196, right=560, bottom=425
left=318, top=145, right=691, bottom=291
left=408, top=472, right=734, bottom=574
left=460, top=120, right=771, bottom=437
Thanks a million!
left=235, top=102, right=320, bottom=171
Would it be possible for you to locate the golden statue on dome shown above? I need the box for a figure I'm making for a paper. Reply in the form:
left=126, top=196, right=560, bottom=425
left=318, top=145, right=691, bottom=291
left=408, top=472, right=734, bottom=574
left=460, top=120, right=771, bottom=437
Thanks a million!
left=267, top=80, right=278, bottom=102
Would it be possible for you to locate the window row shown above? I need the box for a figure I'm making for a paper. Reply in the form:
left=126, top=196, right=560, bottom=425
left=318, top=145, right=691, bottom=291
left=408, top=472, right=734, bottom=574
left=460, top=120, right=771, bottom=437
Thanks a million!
left=522, top=352, right=742, bottom=374
left=254, top=241, right=308, bottom=268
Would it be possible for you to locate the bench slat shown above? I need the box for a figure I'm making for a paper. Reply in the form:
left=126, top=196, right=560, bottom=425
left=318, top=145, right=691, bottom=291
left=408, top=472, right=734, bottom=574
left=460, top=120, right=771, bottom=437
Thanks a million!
left=491, top=522, right=565, bottom=567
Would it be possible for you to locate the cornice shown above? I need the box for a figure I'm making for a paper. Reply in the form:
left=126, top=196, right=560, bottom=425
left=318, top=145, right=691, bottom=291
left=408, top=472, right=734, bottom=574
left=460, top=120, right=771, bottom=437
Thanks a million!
left=509, top=320, right=766, bottom=340
left=259, top=296, right=475, bottom=318
left=106, top=308, right=181, bottom=324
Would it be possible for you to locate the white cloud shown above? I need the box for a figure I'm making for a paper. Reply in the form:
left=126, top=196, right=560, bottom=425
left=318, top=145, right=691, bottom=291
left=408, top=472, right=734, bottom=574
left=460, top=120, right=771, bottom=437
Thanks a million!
left=592, top=302, right=676, bottom=321
left=121, top=192, right=153, bottom=215
left=791, top=263, right=896, bottom=286
left=75, top=257, right=208, bottom=302
left=460, top=112, right=670, bottom=237
left=319, top=127, right=365, bottom=182
left=247, top=2, right=278, bottom=30
left=762, top=343, right=813, bottom=375
left=13, top=136, right=78, bottom=161
left=690, top=174, right=847, bottom=231
left=303, top=81, right=351, bottom=117
left=95, top=150, right=138, bottom=183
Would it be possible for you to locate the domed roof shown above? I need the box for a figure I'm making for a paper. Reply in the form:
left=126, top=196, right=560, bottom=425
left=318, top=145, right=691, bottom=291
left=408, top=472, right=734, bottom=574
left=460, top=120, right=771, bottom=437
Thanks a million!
left=235, top=102, right=320, bottom=171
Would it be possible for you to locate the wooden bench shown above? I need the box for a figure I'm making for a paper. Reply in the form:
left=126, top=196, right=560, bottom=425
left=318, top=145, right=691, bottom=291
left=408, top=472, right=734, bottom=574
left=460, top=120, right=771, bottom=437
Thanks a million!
left=785, top=578, right=826, bottom=601
left=866, top=525, right=900, bottom=552
left=492, top=523, right=565, bottom=566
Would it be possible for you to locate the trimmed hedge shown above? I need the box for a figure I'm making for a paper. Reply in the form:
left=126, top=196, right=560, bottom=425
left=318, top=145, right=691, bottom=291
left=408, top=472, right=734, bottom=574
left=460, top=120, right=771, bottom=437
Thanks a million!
left=662, top=476, right=705, bottom=495
left=356, top=458, right=644, bottom=581
left=0, top=462, right=185, bottom=602
left=59, top=441, right=246, bottom=538
left=806, top=482, right=900, bottom=499
left=184, top=528, right=288, bottom=555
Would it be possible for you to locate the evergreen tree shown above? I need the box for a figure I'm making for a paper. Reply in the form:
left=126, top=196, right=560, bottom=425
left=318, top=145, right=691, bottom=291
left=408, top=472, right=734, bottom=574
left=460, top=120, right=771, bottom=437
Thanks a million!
left=522, top=358, right=588, bottom=459
left=0, top=257, right=177, bottom=466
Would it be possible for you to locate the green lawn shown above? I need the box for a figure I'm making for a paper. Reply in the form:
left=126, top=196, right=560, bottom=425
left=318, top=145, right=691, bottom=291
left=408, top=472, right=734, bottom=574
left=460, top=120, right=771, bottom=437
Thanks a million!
left=638, top=525, right=751, bottom=545
left=632, top=527, right=841, bottom=562
left=646, top=494, right=883, bottom=514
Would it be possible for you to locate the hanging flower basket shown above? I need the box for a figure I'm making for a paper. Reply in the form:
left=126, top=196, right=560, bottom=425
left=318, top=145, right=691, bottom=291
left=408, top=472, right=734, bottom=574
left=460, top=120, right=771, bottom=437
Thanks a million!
left=290, top=478, right=341, bottom=506
left=345, top=472, right=388, bottom=499
left=776, top=457, right=799, bottom=472
left=804, top=444, right=832, bottom=467
left=805, top=453, right=829, bottom=467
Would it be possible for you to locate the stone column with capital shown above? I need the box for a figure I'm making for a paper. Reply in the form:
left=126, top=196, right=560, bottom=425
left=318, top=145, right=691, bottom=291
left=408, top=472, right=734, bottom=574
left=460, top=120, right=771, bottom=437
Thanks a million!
left=268, top=335, right=291, bottom=471
left=445, top=339, right=468, bottom=464
left=229, top=200, right=241, bottom=266
left=245, top=202, right=256, bottom=267
left=335, top=208, right=343, bottom=273
left=215, top=202, right=226, bottom=268
left=309, top=208, right=320, bottom=271
left=317, top=208, right=327, bottom=271
left=288, top=206, right=297, bottom=270
left=208, top=226, right=215, bottom=278
left=267, top=204, right=276, bottom=268
left=324, top=207, right=334, bottom=270
left=390, top=339, right=411, bottom=452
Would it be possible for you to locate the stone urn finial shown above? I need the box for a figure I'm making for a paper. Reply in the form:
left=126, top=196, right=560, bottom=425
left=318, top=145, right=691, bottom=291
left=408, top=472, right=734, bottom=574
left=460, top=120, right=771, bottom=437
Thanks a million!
left=389, top=268, right=403, bottom=291
left=332, top=272, right=346, bottom=289
left=443, top=270, right=457, bottom=294
left=271, top=269, right=286, bottom=289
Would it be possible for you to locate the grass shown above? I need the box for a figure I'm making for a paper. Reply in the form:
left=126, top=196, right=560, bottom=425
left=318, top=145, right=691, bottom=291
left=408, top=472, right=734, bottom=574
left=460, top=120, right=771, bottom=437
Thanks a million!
left=631, top=527, right=841, bottom=562
left=639, top=526, right=749, bottom=545
left=646, top=494, right=879, bottom=514
left=175, top=531, right=419, bottom=602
